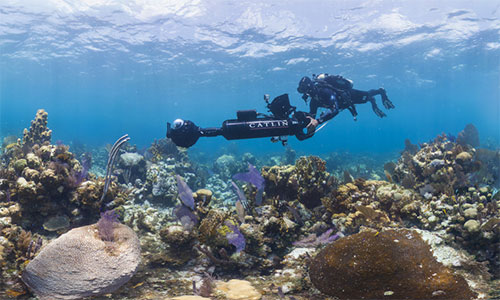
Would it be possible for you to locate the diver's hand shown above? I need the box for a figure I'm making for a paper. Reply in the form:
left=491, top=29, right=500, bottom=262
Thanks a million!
left=306, top=117, right=319, bottom=133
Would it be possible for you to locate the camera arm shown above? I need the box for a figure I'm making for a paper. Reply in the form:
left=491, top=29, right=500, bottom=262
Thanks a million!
left=166, top=94, right=315, bottom=148
left=167, top=111, right=314, bottom=148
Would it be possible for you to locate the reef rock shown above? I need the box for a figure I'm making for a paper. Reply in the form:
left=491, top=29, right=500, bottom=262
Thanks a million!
left=120, top=152, right=143, bottom=167
left=213, top=154, right=240, bottom=180
left=22, top=223, right=141, bottom=300
left=309, top=229, right=476, bottom=300
left=216, top=279, right=261, bottom=300
left=169, top=297, right=211, bottom=300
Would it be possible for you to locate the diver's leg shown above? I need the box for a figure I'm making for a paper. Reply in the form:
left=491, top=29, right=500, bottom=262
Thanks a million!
left=350, top=89, right=368, bottom=104
left=354, top=89, right=386, bottom=117
left=368, top=95, right=386, bottom=118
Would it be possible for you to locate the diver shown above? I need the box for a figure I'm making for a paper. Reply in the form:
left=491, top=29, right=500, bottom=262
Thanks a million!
left=297, top=73, right=395, bottom=133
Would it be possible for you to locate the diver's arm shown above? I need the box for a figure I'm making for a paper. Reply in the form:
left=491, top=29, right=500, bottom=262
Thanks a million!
left=316, top=89, right=340, bottom=123
left=309, top=99, right=319, bottom=118
left=317, top=107, right=338, bottom=124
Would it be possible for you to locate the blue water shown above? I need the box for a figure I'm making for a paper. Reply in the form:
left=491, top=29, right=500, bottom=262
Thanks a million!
left=1, top=0, right=499, bottom=156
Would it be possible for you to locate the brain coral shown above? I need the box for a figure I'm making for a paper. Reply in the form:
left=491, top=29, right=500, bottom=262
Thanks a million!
left=309, top=229, right=476, bottom=300
left=22, top=222, right=140, bottom=300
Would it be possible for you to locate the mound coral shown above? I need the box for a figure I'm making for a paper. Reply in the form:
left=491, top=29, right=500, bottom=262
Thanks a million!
left=309, top=229, right=476, bottom=300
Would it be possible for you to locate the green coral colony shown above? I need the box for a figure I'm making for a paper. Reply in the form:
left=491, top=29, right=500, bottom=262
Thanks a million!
left=0, top=109, right=499, bottom=299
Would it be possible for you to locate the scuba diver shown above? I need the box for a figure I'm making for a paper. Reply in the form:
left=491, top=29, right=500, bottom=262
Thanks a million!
left=297, top=73, right=395, bottom=133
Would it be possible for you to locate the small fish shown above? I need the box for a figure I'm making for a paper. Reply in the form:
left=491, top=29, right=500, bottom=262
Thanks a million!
left=443, top=209, right=447, bottom=215
left=231, top=180, right=249, bottom=210
left=235, top=200, right=246, bottom=223
left=6, top=289, right=26, bottom=297
left=374, top=231, right=380, bottom=237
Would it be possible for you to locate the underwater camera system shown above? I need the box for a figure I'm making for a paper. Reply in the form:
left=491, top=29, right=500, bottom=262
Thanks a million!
left=166, top=94, right=314, bottom=148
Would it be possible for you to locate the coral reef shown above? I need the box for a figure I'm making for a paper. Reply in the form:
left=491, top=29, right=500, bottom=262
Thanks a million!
left=262, top=156, right=337, bottom=209
left=0, top=111, right=130, bottom=233
left=0, top=110, right=498, bottom=300
left=159, top=225, right=197, bottom=266
left=1, top=141, right=119, bottom=230
left=309, top=229, right=477, bottom=300
left=322, top=179, right=421, bottom=233
left=392, top=134, right=479, bottom=195
left=385, top=129, right=500, bottom=277
left=140, top=157, right=201, bottom=206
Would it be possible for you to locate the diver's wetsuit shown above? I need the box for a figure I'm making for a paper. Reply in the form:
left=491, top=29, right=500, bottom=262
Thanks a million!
left=308, top=85, right=342, bottom=123
left=308, top=83, right=394, bottom=123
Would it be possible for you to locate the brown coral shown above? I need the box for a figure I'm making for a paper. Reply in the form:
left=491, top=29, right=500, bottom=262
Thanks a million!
left=197, top=209, right=231, bottom=248
left=309, top=229, right=477, bottom=300
left=262, top=156, right=335, bottom=209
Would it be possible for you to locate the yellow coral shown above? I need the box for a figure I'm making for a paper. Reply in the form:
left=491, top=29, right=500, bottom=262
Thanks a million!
left=4, top=142, right=18, bottom=151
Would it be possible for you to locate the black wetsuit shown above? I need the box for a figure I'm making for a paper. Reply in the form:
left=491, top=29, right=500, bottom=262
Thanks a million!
left=308, top=85, right=342, bottom=123
left=309, top=83, right=394, bottom=123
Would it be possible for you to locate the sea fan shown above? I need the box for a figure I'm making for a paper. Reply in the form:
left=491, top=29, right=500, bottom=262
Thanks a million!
left=232, top=163, right=265, bottom=205
left=232, top=163, right=265, bottom=190
left=97, top=210, right=119, bottom=242
left=225, top=221, right=246, bottom=253
left=176, top=175, right=195, bottom=210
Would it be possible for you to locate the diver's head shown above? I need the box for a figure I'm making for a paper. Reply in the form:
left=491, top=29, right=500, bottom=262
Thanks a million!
left=297, top=76, right=313, bottom=94
left=172, top=118, right=185, bottom=129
